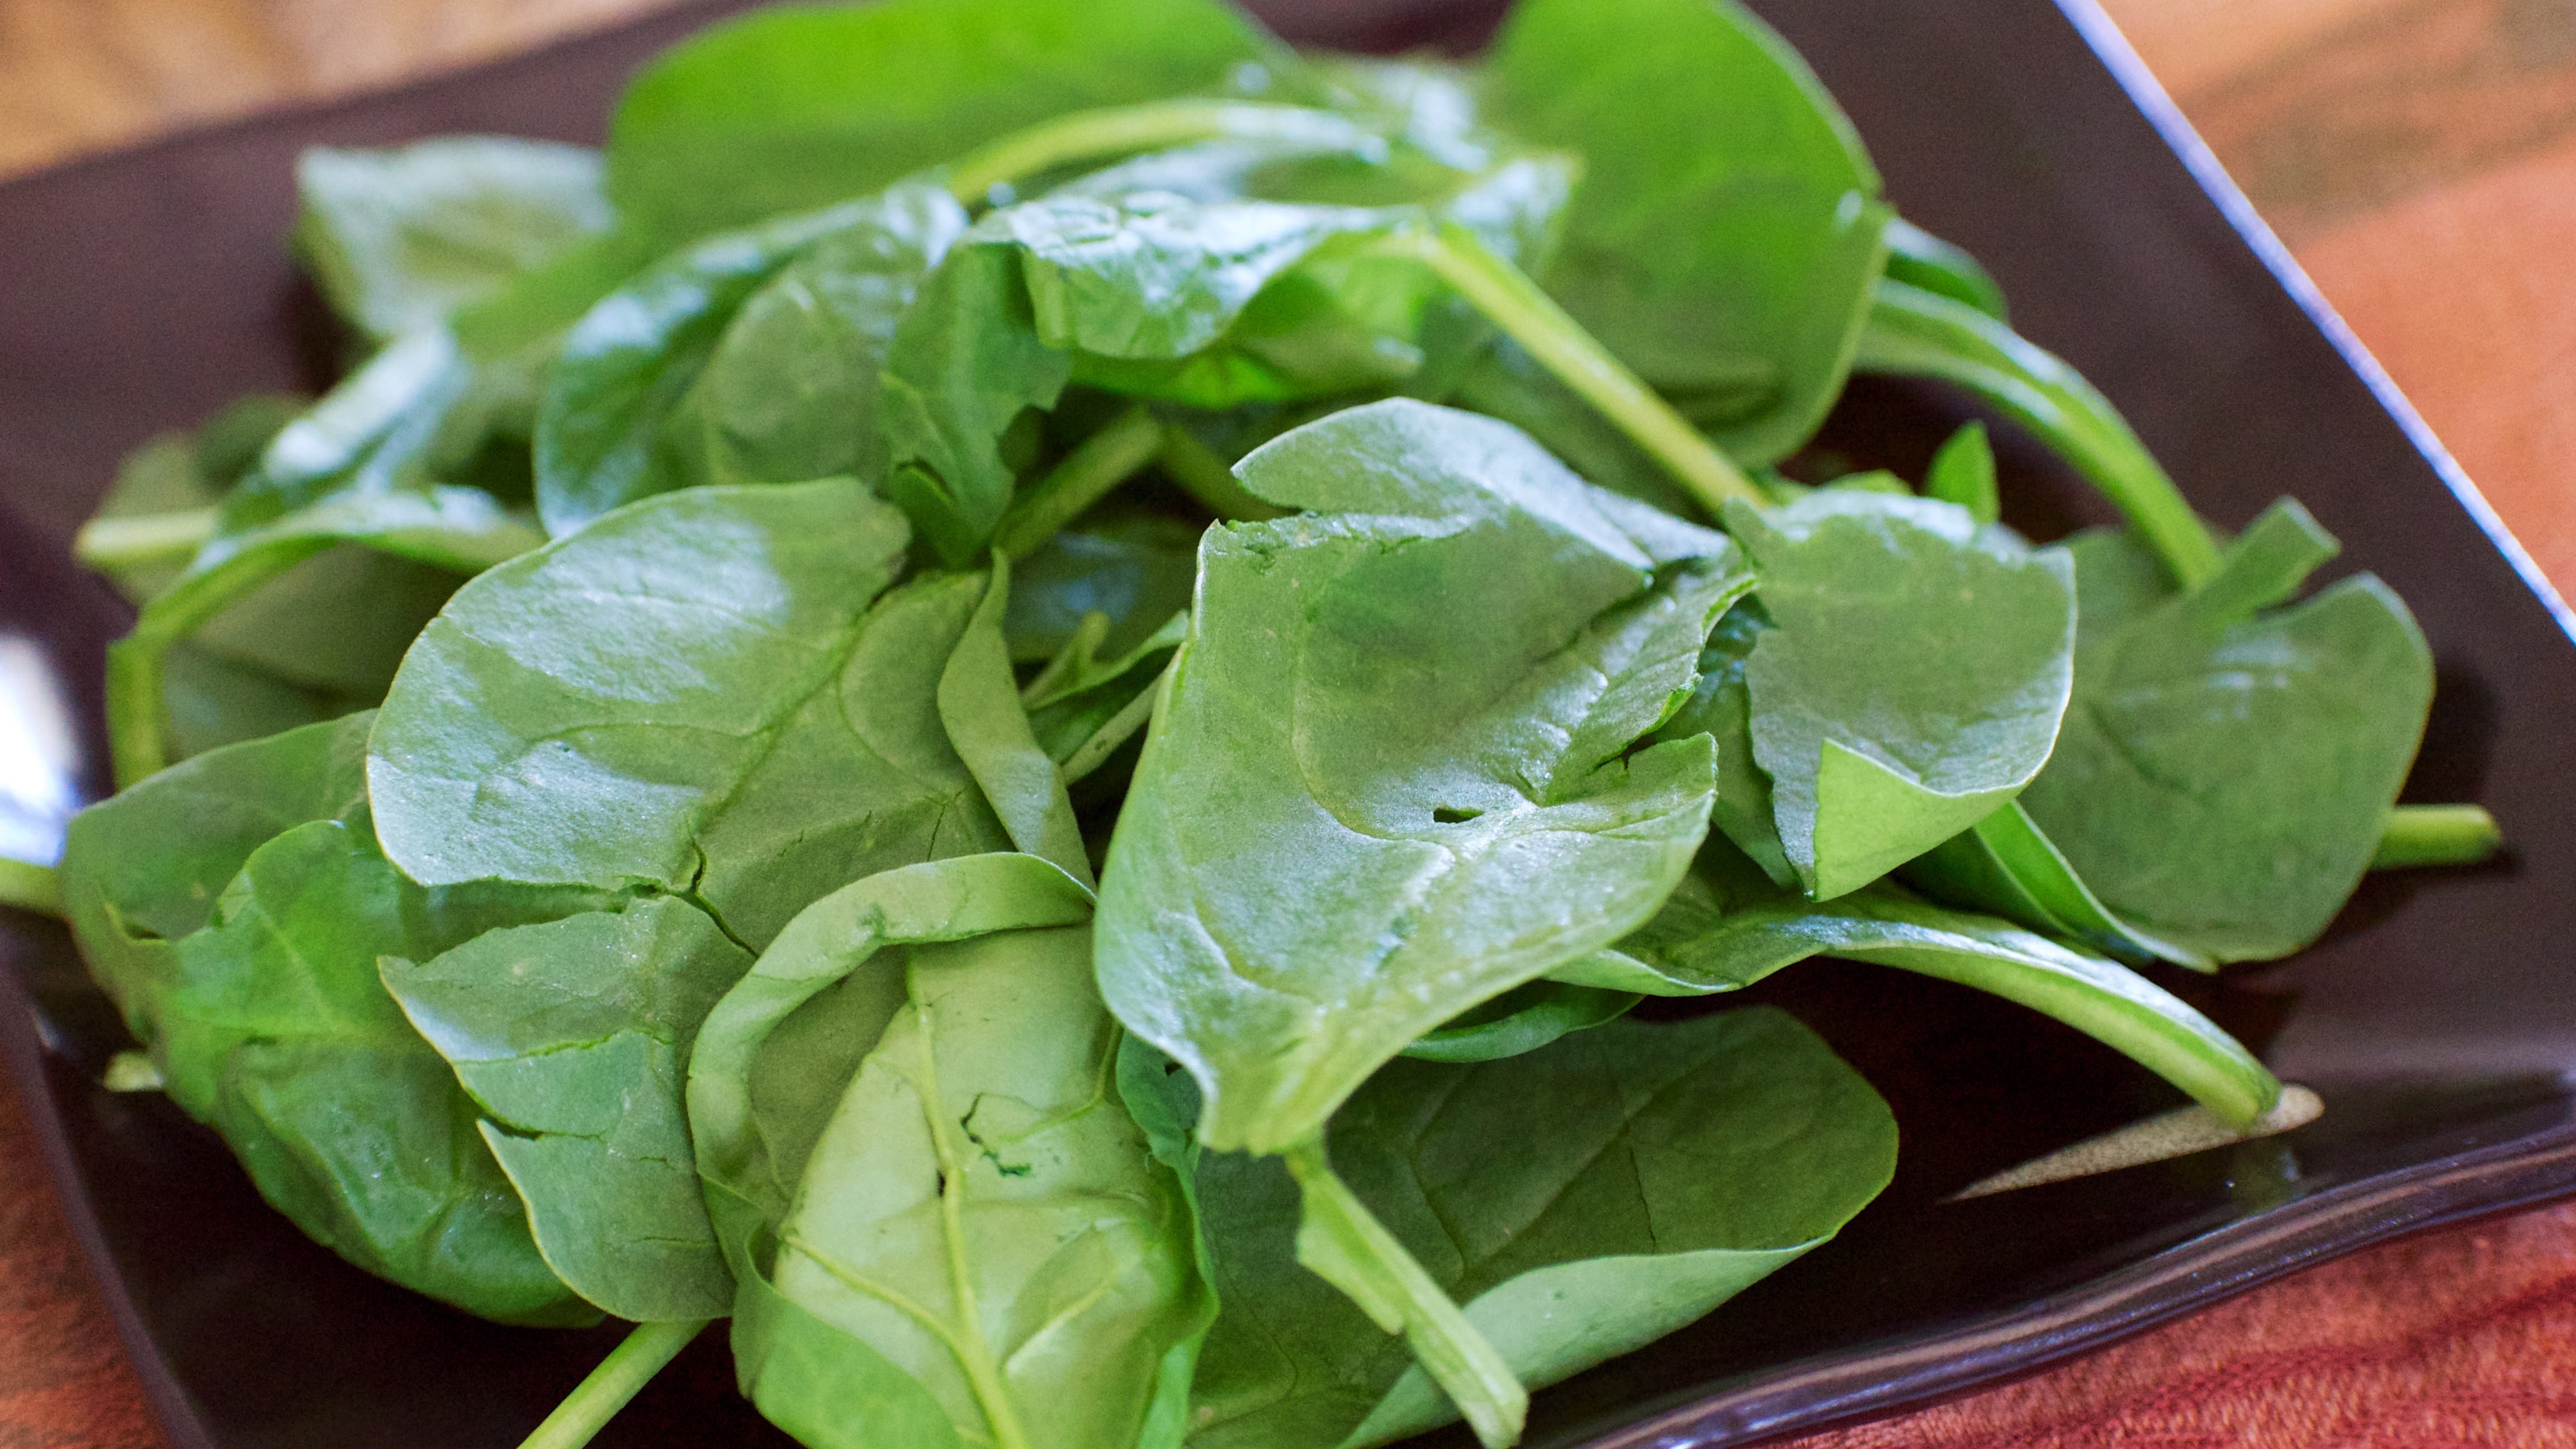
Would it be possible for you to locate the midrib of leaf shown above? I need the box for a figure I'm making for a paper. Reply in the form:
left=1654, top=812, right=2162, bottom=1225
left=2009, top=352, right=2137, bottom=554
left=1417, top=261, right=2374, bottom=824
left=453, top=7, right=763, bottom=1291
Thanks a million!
left=913, top=981, right=1037, bottom=1449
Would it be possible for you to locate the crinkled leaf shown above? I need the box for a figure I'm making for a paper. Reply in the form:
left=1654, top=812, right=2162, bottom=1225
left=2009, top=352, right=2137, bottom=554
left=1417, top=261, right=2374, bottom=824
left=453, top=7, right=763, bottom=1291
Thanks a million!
left=295, top=138, right=614, bottom=342
left=1095, top=400, right=1748, bottom=1154
left=368, top=479, right=1012, bottom=950
left=1184, top=1008, right=1896, bottom=1449
left=1724, top=490, right=2075, bottom=900
left=686, top=854, right=1204, bottom=1449
left=380, top=896, right=753, bottom=1322
left=2019, top=502, right=2434, bottom=962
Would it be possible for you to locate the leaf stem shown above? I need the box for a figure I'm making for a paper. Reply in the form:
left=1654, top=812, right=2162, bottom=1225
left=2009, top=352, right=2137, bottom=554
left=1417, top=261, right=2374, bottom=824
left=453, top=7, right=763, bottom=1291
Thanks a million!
left=106, top=542, right=328, bottom=788
left=944, top=101, right=1370, bottom=206
left=1284, top=1139, right=1527, bottom=1449
left=0, top=857, right=63, bottom=918
left=74, top=508, right=219, bottom=572
left=517, top=1318, right=708, bottom=1449
left=992, top=404, right=1164, bottom=560
left=1405, top=224, right=1765, bottom=518
left=2371, top=804, right=2502, bottom=870
left=1156, top=423, right=1286, bottom=522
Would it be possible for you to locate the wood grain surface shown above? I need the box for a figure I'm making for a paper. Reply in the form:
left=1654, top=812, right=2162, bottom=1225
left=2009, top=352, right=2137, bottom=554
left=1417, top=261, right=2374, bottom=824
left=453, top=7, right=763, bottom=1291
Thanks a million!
left=2, top=1, right=2573, bottom=1446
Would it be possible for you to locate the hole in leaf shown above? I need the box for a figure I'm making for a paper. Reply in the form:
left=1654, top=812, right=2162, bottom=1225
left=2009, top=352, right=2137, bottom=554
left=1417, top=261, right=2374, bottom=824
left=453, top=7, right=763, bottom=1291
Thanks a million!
left=1432, top=806, right=1483, bottom=824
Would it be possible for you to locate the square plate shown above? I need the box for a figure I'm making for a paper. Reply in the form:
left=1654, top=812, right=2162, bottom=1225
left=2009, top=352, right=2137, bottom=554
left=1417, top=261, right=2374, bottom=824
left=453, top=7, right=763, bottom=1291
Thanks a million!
left=3, top=2, right=2573, bottom=1446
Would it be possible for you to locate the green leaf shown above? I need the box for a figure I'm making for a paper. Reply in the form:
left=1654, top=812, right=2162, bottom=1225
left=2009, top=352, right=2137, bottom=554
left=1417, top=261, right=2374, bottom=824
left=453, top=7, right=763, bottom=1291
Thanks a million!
left=1003, top=508, right=1200, bottom=664
left=295, top=137, right=614, bottom=343
left=1647, top=598, right=1797, bottom=888
left=1922, top=421, right=1999, bottom=526
left=78, top=395, right=301, bottom=601
left=1559, top=841, right=2278, bottom=1125
left=1723, top=490, right=2075, bottom=899
left=1900, top=801, right=2216, bottom=972
left=686, top=854, right=1204, bottom=1449
left=1183, top=1008, right=1896, bottom=1449
left=1882, top=217, right=2008, bottom=323
left=58, top=717, right=598, bottom=1324
left=1854, top=278, right=2222, bottom=588
left=534, top=182, right=968, bottom=535
left=1485, top=0, right=1889, bottom=465
left=2019, top=502, right=2435, bottom=962
left=1398, top=979, right=1641, bottom=1064
left=379, top=897, right=754, bottom=1323
left=935, top=556, right=1095, bottom=884
left=367, top=479, right=1012, bottom=950
left=1095, top=399, right=1748, bottom=1156
left=605, top=0, right=1284, bottom=243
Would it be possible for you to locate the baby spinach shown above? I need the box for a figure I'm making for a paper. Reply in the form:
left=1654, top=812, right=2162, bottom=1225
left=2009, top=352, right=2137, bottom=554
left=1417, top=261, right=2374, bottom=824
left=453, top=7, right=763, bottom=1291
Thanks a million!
left=1004, top=508, right=1200, bottom=664
left=536, top=182, right=967, bottom=534
left=1095, top=399, right=1748, bottom=1155
left=1558, top=840, right=2279, bottom=1125
left=58, top=716, right=598, bottom=1323
left=2017, top=504, right=2435, bottom=962
left=381, top=897, right=752, bottom=1323
left=1725, top=490, right=2075, bottom=900
left=605, top=0, right=1286, bottom=243
left=1485, top=0, right=1889, bottom=466
left=1900, top=801, right=2216, bottom=972
left=1149, top=1007, right=1895, bottom=1449
left=687, top=854, right=1204, bottom=1449
left=367, top=479, right=1014, bottom=950
left=295, top=137, right=614, bottom=344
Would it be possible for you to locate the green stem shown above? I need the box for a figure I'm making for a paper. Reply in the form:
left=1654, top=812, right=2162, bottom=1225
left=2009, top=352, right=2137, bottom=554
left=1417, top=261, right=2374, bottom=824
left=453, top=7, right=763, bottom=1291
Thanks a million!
left=518, top=1319, right=709, bottom=1449
left=1406, top=224, right=1765, bottom=518
left=1156, top=423, right=1287, bottom=522
left=1059, top=662, right=1168, bottom=785
left=945, top=101, right=1364, bottom=205
left=991, top=405, right=1164, bottom=560
left=1284, top=1139, right=1527, bottom=1449
left=2371, top=804, right=2502, bottom=870
left=0, top=857, right=63, bottom=918
left=1855, top=279, right=2223, bottom=588
left=108, top=541, right=330, bottom=788
left=74, top=508, right=220, bottom=572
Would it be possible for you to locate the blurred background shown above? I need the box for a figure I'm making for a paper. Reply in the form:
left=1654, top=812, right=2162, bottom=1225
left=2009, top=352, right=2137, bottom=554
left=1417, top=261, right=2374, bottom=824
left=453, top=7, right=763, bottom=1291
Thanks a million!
left=1, top=2, right=2571, bottom=1447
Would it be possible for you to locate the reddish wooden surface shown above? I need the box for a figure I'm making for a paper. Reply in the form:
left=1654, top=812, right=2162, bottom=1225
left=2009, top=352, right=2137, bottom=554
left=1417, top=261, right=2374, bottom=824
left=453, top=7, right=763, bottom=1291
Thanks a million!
left=3, top=0, right=2575, bottom=1445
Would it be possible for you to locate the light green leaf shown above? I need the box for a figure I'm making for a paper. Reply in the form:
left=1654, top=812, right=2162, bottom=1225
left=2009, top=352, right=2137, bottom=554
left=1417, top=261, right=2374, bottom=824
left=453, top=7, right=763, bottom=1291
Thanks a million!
left=1725, top=490, right=2075, bottom=899
left=936, top=556, right=1094, bottom=884
left=1095, top=399, right=1748, bottom=1156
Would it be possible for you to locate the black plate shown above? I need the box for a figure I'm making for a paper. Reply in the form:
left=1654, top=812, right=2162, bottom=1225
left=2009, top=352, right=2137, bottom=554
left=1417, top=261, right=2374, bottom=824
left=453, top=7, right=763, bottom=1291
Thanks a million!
left=4, top=1, right=2573, bottom=1446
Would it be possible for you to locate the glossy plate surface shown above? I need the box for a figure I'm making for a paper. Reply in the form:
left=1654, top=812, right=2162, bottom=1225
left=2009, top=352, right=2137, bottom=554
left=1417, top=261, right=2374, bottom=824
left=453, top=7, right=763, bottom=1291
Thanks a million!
left=2, top=2, right=2572, bottom=1446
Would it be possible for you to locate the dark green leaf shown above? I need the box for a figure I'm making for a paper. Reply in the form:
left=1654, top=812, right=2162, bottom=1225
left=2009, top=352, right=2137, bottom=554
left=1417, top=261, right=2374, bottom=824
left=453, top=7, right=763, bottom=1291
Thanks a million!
left=1399, top=979, right=1641, bottom=1063
left=2018, top=502, right=2434, bottom=961
left=1003, top=508, right=1200, bottom=664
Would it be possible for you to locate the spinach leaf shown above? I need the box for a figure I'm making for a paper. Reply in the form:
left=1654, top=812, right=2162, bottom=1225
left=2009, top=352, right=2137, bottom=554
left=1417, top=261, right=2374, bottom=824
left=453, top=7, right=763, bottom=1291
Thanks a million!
left=1900, top=801, right=2216, bottom=972
left=2018, top=503, right=2435, bottom=962
left=78, top=394, right=301, bottom=603
left=1854, top=278, right=2221, bottom=587
left=1556, top=840, right=2278, bottom=1125
left=536, top=183, right=968, bottom=534
left=1646, top=598, right=1796, bottom=888
left=295, top=138, right=614, bottom=343
left=936, top=556, right=1095, bottom=884
left=1723, top=490, right=2075, bottom=900
left=1004, top=508, right=1200, bottom=664
left=605, top=0, right=1284, bottom=243
left=367, top=479, right=1012, bottom=950
left=1399, top=980, right=1641, bottom=1064
left=1922, top=420, right=1999, bottom=525
left=1025, top=611, right=1187, bottom=782
left=1882, top=218, right=2008, bottom=324
left=59, top=717, right=597, bottom=1324
left=1484, top=0, right=1889, bottom=465
left=686, top=854, right=1205, bottom=1449
left=1172, top=1008, right=1895, bottom=1449
left=380, top=896, right=752, bottom=1323
left=1095, top=398, right=1748, bottom=1155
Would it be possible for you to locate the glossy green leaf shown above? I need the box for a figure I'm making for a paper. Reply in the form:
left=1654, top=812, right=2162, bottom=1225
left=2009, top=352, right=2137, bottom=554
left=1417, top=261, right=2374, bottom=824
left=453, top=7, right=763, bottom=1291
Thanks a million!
left=686, top=854, right=1204, bottom=1449
left=1724, top=490, right=2075, bottom=899
left=606, top=0, right=1284, bottom=242
left=295, top=137, right=614, bottom=342
left=368, top=479, right=1013, bottom=950
left=935, top=556, right=1095, bottom=884
left=1647, top=597, right=1797, bottom=888
left=534, top=183, right=968, bottom=534
left=1398, top=979, right=1641, bottom=1064
left=58, top=717, right=597, bottom=1324
left=380, top=896, right=754, bottom=1322
left=1003, top=508, right=1200, bottom=664
left=1881, top=217, right=2008, bottom=323
left=2019, top=503, right=2435, bottom=962
left=1557, top=840, right=2278, bottom=1124
left=1095, top=399, right=1748, bottom=1156
left=1485, top=0, right=1889, bottom=465
left=1177, top=1008, right=1896, bottom=1449
left=1900, top=800, right=2215, bottom=972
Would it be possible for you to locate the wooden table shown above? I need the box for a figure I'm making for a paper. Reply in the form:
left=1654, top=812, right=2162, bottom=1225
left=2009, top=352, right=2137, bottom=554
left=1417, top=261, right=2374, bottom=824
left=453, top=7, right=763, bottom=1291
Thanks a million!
left=4, top=0, right=2574, bottom=1445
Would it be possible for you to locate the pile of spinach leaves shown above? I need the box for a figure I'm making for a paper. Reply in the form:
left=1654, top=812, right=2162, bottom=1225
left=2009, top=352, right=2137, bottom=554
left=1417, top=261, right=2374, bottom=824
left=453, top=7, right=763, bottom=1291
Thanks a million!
left=17, top=0, right=2499, bottom=1446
